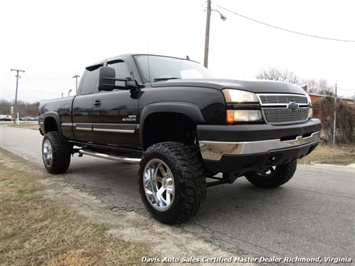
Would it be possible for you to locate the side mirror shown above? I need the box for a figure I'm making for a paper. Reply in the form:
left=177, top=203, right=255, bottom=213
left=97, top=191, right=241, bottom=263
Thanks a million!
left=98, top=67, right=115, bottom=91
left=126, top=77, right=137, bottom=88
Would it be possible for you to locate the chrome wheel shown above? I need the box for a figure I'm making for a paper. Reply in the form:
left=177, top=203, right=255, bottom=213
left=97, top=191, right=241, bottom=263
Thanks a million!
left=41, top=132, right=71, bottom=174
left=143, top=159, right=175, bottom=211
left=43, top=139, right=53, bottom=167
left=138, top=142, right=205, bottom=224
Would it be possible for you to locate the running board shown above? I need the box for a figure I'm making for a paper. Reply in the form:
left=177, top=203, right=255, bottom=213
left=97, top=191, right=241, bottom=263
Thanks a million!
left=79, top=149, right=141, bottom=164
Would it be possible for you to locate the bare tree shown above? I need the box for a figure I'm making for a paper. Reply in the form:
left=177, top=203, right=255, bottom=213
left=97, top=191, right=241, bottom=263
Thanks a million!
left=0, top=99, right=39, bottom=117
left=256, top=68, right=335, bottom=96
left=256, top=67, right=301, bottom=84
left=0, top=99, right=12, bottom=115
left=302, top=78, right=333, bottom=95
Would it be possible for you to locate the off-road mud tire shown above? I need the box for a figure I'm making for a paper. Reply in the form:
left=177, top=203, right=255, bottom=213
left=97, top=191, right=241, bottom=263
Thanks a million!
left=245, top=160, right=297, bottom=188
left=138, top=142, right=206, bottom=224
left=42, top=131, right=71, bottom=174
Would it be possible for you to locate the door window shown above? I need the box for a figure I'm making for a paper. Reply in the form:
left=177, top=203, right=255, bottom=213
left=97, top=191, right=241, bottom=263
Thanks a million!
left=107, top=61, right=131, bottom=87
left=80, top=68, right=100, bottom=95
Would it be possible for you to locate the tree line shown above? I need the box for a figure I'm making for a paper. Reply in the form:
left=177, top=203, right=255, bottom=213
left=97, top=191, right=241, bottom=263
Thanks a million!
left=0, top=99, right=39, bottom=118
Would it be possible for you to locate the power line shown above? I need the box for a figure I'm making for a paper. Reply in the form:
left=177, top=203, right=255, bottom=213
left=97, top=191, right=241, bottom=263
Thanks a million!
left=216, top=4, right=355, bottom=43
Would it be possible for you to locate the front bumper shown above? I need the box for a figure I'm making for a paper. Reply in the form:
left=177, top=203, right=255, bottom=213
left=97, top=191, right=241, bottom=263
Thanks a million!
left=197, top=119, right=321, bottom=175
left=199, top=131, right=320, bottom=161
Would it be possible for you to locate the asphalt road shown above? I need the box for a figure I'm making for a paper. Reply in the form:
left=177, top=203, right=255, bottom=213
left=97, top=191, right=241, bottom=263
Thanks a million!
left=1, top=125, right=354, bottom=263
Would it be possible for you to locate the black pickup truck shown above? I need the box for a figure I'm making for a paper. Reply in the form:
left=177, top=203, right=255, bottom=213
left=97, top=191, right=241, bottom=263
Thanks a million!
left=39, top=54, right=321, bottom=224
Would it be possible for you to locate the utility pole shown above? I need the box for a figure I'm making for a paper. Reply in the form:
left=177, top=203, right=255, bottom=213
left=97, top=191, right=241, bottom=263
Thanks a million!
left=203, top=0, right=226, bottom=68
left=332, top=83, right=337, bottom=146
left=72, top=75, right=80, bottom=92
left=10, top=69, right=25, bottom=124
left=204, top=0, right=212, bottom=68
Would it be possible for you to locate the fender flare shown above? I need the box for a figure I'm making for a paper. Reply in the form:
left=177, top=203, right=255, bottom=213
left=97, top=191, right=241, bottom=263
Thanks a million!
left=42, top=112, right=63, bottom=138
left=139, top=102, right=205, bottom=148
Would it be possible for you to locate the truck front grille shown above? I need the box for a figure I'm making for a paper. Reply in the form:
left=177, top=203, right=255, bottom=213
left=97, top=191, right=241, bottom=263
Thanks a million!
left=259, top=95, right=308, bottom=105
left=263, top=108, right=309, bottom=124
left=257, top=94, right=310, bottom=125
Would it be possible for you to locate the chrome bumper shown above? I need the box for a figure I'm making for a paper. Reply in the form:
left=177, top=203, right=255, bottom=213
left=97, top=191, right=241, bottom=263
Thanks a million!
left=199, top=131, right=321, bottom=161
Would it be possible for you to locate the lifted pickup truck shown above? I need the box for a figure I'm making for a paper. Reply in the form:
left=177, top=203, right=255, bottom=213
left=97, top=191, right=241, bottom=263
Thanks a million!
left=39, top=54, right=321, bottom=224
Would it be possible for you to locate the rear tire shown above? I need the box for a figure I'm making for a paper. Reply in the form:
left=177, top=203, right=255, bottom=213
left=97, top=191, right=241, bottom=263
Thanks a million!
left=42, top=132, right=71, bottom=174
left=245, top=161, right=297, bottom=188
left=138, top=142, right=205, bottom=224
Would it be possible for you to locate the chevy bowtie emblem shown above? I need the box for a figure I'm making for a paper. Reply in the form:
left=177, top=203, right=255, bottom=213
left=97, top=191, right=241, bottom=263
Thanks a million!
left=287, top=102, right=299, bottom=111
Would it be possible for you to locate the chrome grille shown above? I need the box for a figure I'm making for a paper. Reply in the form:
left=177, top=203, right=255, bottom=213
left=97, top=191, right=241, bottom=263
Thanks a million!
left=258, top=94, right=310, bottom=124
left=263, top=108, right=309, bottom=124
left=259, top=94, right=308, bottom=105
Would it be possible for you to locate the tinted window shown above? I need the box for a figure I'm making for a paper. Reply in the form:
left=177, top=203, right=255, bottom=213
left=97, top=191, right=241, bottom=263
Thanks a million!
left=107, top=61, right=131, bottom=87
left=80, top=68, right=99, bottom=95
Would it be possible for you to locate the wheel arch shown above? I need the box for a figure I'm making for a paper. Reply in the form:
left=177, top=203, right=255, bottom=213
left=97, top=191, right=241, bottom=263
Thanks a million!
left=42, top=112, right=62, bottom=136
left=139, top=102, right=204, bottom=150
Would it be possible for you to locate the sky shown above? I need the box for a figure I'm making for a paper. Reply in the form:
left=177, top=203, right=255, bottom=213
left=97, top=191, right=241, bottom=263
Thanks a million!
left=1, top=0, right=354, bottom=103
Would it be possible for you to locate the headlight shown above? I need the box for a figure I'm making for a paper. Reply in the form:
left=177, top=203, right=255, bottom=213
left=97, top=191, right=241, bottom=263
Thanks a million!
left=227, top=110, right=263, bottom=123
left=223, top=89, right=258, bottom=103
left=223, top=89, right=262, bottom=123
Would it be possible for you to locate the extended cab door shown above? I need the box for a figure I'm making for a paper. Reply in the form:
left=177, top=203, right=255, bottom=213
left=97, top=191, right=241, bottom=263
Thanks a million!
left=72, top=64, right=102, bottom=142
left=91, top=60, right=140, bottom=148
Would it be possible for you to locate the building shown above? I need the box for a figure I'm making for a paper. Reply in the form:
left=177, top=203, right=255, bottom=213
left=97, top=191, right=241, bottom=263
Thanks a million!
left=309, top=93, right=354, bottom=104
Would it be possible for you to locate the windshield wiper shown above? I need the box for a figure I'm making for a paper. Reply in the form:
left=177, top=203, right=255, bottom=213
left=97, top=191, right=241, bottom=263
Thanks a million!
left=153, top=77, right=180, bottom=82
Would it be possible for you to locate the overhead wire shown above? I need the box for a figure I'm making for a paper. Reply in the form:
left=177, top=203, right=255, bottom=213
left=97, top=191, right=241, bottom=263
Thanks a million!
left=216, top=4, right=355, bottom=43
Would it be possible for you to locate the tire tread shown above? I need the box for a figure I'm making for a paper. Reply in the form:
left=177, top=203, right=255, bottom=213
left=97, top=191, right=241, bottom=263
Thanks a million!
left=138, top=142, right=205, bottom=224
left=245, top=161, right=297, bottom=188
left=42, top=132, right=71, bottom=174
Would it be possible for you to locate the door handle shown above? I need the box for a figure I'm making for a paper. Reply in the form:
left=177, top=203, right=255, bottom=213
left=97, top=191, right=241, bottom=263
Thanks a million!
left=94, top=100, right=101, bottom=107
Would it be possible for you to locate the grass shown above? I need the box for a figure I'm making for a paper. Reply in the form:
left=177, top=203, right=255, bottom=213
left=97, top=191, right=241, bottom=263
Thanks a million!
left=0, top=131, right=353, bottom=265
left=298, top=143, right=355, bottom=165
left=0, top=151, right=152, bottom=266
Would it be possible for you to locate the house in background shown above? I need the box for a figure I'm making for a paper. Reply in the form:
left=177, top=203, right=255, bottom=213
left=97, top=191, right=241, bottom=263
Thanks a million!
left=301, top=85, right=354, bottom=104
left=309, top=93, right=354, bottom=104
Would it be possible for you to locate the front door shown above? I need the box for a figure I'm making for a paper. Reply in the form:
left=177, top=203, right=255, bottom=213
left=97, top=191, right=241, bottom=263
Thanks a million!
left=91, top=60, right=140, bottom=148
left=72, top=67, right=99, bottom=143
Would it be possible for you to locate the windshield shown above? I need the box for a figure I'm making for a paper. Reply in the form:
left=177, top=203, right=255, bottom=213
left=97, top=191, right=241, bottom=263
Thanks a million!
left=134, top=55, right=214, bottom=83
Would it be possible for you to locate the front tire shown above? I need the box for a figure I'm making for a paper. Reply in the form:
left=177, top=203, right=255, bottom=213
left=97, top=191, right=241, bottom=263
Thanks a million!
left=138, top=142, right=205, bottom=224
left=245, top=161, right=297, bottom=188
left=42, top=132, right=71, bottom=174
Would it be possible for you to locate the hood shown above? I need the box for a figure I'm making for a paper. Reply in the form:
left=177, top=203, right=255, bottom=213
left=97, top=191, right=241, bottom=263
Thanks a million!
left=150, top=78, right=307, bottom=95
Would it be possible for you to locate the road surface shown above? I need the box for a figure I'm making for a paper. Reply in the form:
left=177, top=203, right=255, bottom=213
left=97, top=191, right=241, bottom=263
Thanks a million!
left=1, top=125, right=354, bottom=263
